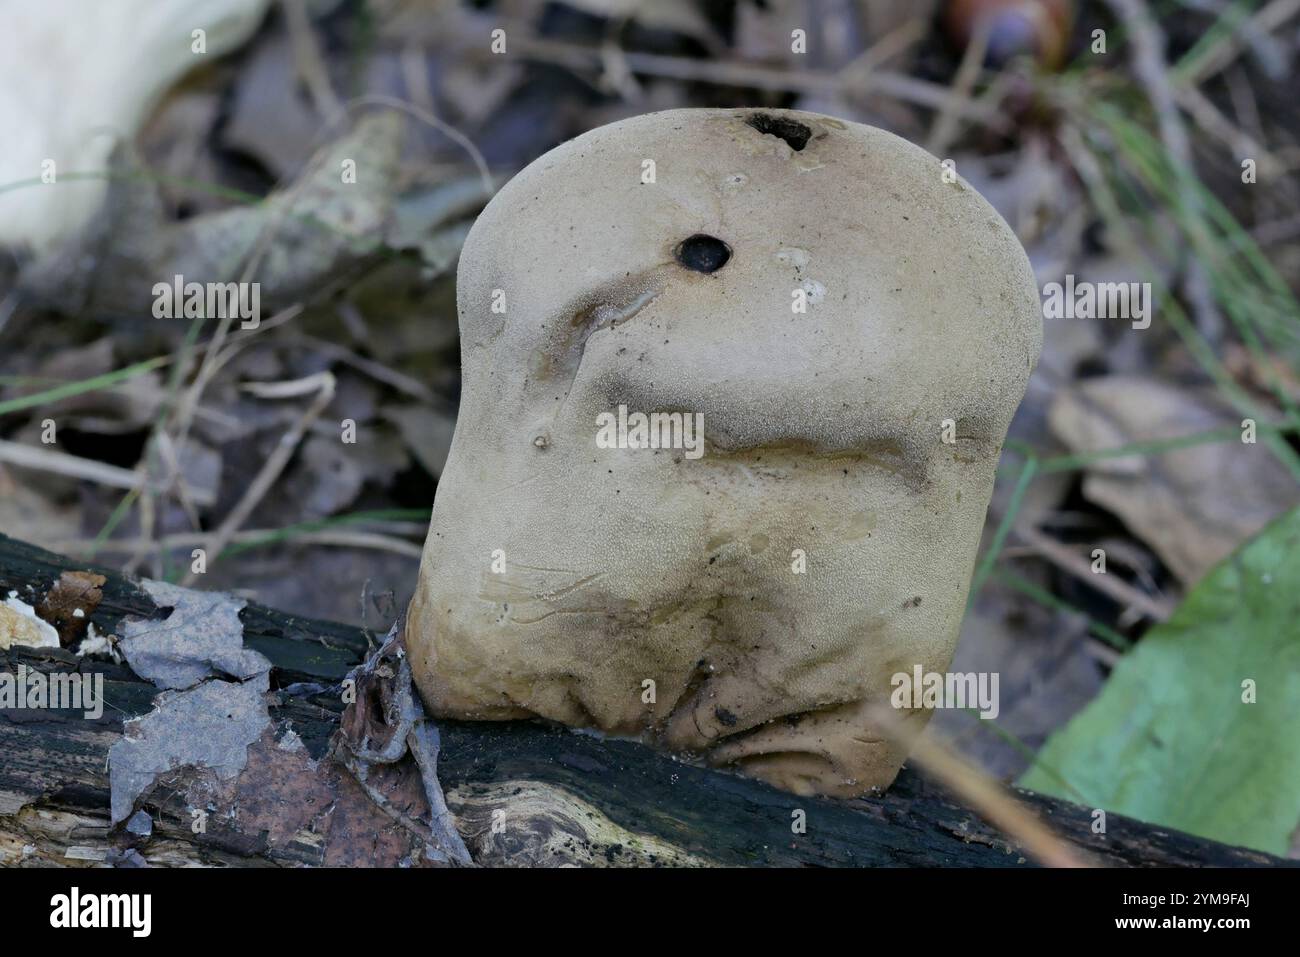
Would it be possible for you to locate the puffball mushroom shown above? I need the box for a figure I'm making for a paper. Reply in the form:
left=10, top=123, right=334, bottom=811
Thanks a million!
left=406, top=108, right=1042, bottom=798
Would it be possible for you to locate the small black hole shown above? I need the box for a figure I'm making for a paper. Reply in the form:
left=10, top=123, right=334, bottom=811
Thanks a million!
left=745, top=113, right=812, bottom=151
left=674, top=234, right=732, bottom=274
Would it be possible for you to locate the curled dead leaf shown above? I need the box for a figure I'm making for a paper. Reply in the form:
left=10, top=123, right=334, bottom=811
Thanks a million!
left=36, top=570, right=106, bottom=647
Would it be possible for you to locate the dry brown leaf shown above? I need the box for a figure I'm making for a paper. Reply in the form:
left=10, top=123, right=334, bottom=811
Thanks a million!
left=1048, top=375, right=1300, bottom=583
left=36, top=570, right=106, bottom=648
left=384, top=403, right=456, bottom=478
left=0, top=465, right=81, bottom=550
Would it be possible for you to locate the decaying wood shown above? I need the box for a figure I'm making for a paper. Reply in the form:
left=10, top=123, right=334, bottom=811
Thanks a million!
left=0, top=532, right=1285, bottom=868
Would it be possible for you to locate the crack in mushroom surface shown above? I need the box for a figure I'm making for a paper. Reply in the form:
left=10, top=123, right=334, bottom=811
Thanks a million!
left=406, top=108, right=1042, bottom=798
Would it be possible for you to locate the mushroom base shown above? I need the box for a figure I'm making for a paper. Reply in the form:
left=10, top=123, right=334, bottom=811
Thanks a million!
left=405, top=442, right=993, bottom=799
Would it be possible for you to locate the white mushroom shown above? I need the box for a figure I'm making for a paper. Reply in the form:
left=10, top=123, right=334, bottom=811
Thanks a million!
left=407, top=108, right=1042, bottom=797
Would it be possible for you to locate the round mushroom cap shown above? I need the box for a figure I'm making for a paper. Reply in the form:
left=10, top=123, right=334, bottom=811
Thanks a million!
left=407, top=108, right=1042, bottom=797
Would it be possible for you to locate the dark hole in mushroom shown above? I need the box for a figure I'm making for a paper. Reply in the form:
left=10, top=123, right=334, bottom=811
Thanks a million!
left=745, top=113, right=812, bottom=151
left=674, top=234, right=732, bottom=273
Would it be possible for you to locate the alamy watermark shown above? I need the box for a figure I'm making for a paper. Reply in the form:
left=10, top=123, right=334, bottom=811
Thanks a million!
left=1042, top=274, right=1151, bottom=329
left=890, top=666, right=999, bottom=720
left=596, top=404, right=704, bottom=459
left=152, top=274, right=261, bottom=329
left=1, top=664, right=103, bottom=719
left=50, top=887, right=150, bottom=937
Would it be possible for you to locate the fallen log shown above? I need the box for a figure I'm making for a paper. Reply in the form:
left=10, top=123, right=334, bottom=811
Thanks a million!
left=0, top=532, right=1285, bottom=868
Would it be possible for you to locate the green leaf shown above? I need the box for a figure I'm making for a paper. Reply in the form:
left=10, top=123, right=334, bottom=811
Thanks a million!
left=1019, top=505, right=1300, bottom=854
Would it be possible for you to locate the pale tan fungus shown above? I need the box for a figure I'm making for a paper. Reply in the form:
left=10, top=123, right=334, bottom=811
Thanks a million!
left=407, top=108, right=1042, bottom=797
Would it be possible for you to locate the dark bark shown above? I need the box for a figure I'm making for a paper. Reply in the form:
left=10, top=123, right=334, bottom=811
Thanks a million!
left=0, top=532, right=1286, bottom=868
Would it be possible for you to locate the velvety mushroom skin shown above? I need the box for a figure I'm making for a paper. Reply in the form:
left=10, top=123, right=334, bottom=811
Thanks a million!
left=406, top=108, right=1042, bottom=797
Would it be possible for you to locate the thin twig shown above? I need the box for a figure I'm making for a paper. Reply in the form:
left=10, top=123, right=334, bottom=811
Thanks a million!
left=926, top=15, right=992, bottom=156
left=282, top=0, right=343, bottom=123
left=498, top=35, right=1012, bottom=131
left=179, top=372, right=336, bottom=586
left=868, top=704, right=1091, bottom=868
left=1014, top=525, right=1175, bottom=621
left=329, top=94, right=495, bottom=199
left=399, top=42, right=437, bottom=114
left=838, top=17, right=929, bottom=80
left=57, top=528, right=423, bottom=560
left=1175, top=0, right=1300, bottom=87
left=1173, top=81, right=1280, bottom=177
left=0, top=439, right=213, bottom=506
left=292, top=332, right=438, bottom=404
left=1103, top=0, right=1223, bottom=341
